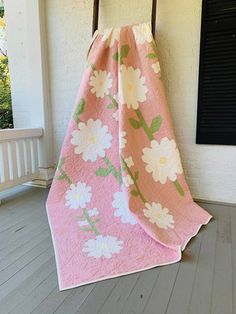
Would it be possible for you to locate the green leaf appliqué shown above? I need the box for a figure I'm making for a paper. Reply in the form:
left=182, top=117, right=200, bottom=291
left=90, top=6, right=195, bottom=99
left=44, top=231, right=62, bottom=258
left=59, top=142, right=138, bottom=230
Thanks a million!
left=150, top=116, right=162, bottom=133
left=131, top=190, right=139, bottom=197
left=129, top=118, right=142, bottom=129
left=146, top=53, right=157, bottom=59
left=73, top=98, right=85, bottom=124
left=120, top=44, right=130, bottom=64
left=107, top=103, right=114, bottom=109
left=113, top=44, right=130, bottom=64
left=95, top=167, right=112, bottom=177
left=112, top=52, right=119, bottom=62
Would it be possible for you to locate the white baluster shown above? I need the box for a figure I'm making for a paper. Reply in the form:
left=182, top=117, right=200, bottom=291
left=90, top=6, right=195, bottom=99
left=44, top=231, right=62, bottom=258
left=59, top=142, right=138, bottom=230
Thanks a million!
left=24, top=139, right=32, bottom=175
left=31, top=138, right=39, bottom=173
left=9, top=141, right=18, bottom=180
left=1, top=142, right=10, bottom=183
left=16, top=140, right=26, bottom=177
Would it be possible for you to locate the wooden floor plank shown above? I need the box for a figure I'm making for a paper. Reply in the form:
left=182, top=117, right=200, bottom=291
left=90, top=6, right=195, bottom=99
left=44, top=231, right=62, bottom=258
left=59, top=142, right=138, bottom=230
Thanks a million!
left=230, top=206, right=236, bottom=314
left=0, top=199, right=42, bottom=229
left=165, top=231, right=203, bottom=314
left=0, top=215, right=48, bottom=251
left=0, top=193, right=47, bottom=227
left=0, top=228, right=50, bottom=270
left=0, top=187, right=47, bottom=223
left=0, top=236, right=52, bottom=285
left=120, top=267, right=161, bottom=314
left=210, top=205, right=233, bottom=314
left=0, top=198, right=46, bottom=233
left=32, top=287, right=79, bottom=314
left=0, top=222, right=49, bottom=258
left=143, top=263, right=180, bottom=314
left=76, top=278, right=120, bottom=314
left=9, top=271, right=58, bottom=314
left=0, top=247, right=54, bottom=302
left=0, top=210, right=47, bottom=241
left=98, top=272, right=140, bottom=314
left=188, top=213, right=217, bottom=314
left=0, top=254, right=55, bottom=313
left=55, top=284, right=95, bottom=314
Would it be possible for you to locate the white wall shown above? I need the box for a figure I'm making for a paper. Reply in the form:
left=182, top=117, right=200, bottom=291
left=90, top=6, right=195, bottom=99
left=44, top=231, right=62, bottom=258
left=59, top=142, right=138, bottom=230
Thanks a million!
left=44, top=0, right=236, bottom=204
left=4, top=0, right=30, bottom=128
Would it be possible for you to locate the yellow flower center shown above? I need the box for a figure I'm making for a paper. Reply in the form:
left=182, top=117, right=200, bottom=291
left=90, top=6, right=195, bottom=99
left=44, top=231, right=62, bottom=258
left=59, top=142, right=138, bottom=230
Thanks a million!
left=99, top=81, right=104, bottom=87
left=127, top=83, right=133, bottom=92
left=88, top=135, right=97, bottom=144
left=154, top=211, right=162, bottom=219
left=75, top=193, right=80, bottom=200
left=159, top=156, right=167, bottom=165
left=100, top=242, right=108, bottom=249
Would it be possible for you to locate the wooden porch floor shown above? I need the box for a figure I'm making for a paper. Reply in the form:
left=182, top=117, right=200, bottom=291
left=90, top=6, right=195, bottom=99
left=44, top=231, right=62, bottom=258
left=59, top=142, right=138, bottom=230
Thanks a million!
left=0, top=186, right=235, bottom=314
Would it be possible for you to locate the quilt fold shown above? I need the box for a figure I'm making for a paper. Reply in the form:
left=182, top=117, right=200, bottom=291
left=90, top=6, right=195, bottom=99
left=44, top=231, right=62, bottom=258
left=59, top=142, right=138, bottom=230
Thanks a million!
left=46, top=22, right=212, bottom=291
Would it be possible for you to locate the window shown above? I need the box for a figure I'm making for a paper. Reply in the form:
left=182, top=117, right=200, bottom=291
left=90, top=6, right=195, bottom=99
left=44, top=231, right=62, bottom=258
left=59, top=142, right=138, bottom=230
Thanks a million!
left=196, top=0, right=236, bottom=145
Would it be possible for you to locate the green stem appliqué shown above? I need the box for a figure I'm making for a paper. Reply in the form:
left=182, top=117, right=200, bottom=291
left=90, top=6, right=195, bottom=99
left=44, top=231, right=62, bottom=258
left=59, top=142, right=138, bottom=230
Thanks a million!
left=73, top=98, right=85, bottom=124
left=56, top=157, right=72, bottom=185
left=121, top=156, right=147, bottom=204
left=95, top=156, right=122, bottom=185
left=129, top=109, right=162, bottom=141
left=173, top=179, right=185, bottom=197
left=78, top=208, right=100, bottom=235
left=107, top=94, right=118, bottom=110
left=146, top=41, right=162, bottom=79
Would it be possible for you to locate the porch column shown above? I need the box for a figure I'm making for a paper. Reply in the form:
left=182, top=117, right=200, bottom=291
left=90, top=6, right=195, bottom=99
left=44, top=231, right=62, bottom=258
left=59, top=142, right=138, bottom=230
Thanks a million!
left=5, top=0, right=54, bottom=187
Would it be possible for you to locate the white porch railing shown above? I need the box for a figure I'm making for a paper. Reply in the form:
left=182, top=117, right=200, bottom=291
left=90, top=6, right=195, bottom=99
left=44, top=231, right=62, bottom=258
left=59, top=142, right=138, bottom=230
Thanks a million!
left=0, top=128, right=43, bottom=191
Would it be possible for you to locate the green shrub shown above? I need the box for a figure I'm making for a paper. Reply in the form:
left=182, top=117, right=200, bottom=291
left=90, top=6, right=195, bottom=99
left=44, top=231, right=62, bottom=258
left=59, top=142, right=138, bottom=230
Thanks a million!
left=0, top=56, right=13, bottom=128
left=0, top=108, right=13, bottom=128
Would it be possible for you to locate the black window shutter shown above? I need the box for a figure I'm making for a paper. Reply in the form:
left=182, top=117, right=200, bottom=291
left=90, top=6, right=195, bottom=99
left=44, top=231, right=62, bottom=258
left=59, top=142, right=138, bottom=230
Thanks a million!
left=196, top=0, right=236, bottom=145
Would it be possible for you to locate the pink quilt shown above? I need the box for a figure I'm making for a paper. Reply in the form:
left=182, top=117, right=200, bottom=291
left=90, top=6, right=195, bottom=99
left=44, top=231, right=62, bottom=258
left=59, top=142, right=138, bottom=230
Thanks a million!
left=46, top=22, right=212, bottom=291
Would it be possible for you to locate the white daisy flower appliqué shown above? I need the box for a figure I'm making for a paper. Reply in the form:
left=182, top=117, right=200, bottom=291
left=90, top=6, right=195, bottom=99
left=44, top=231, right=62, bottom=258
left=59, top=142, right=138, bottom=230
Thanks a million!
left=71, top=119, right=112, bottom=162
left=112, top=186, right=137, bottom=225
left=123, top=174, right=134, bottom=187
left=124, top=156, right=134, bottom=168
left=78, top=220, right=89, bottom=227
left=132, top=23, right=153, bottom=45
left=89, top=70, right=112, bottom=98
left=112, top=110, right=119, bottom=121
left=100, top=27, right=120, bottom=48
left=87, top=208, right=99, bottom=217
left=142, top=137, right=183, bottom=184
left=119, top=131, right=127, bottom=153
left=65, top=182, right=92, bottom=210
left=143, top=202, right=174, bottom=229
left=152, top=62, right=161, bottom=74
left=82, top=235, right=123, bottom=259
left=119, top=65, right=148, bottom=110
